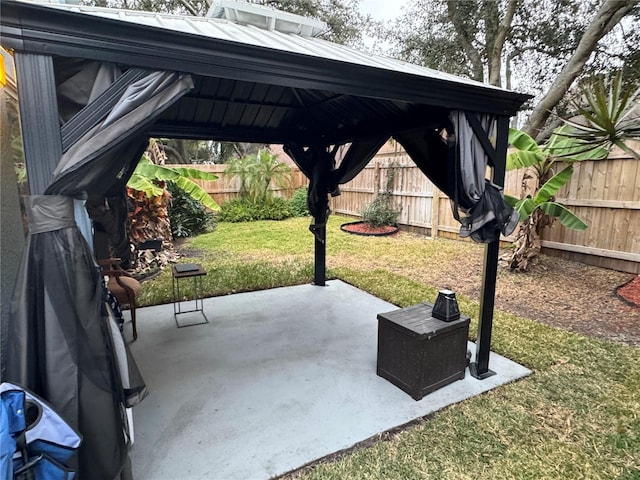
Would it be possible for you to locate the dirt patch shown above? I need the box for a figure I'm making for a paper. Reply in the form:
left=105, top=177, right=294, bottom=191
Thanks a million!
left=420, top=247, right=640, bottom=346
left=173, top=237, right=204, bottom=258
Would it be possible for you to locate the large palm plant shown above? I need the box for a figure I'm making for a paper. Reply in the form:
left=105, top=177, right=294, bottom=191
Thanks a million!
left=225, top=149, right=292, bottom=203
left=560, top=72, right=640, bottom=159
left=247, top=149, right=292, bottom=202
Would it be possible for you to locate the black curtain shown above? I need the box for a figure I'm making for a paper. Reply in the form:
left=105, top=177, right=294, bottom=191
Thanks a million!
left=395, top=112, right=518, bottom=243
left=284, top=136, right=388, bottom=226
left=2, top=65, right=194, bottom=480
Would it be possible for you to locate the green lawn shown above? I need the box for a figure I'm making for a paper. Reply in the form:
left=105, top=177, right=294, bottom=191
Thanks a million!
left=139, top=216, right=640, bottom=479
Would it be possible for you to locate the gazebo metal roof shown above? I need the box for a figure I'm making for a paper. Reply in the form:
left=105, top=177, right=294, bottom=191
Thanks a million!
left=1, top=0, right=529, bottom=148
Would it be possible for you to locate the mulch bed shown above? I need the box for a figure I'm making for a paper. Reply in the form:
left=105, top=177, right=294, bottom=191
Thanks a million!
left=340, top=221, right=399, bottom=236
left=617, top=276, right=640, bottom=307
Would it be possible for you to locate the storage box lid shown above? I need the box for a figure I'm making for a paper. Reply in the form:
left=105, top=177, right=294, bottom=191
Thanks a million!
left=377, top=302, right=469, bottom=339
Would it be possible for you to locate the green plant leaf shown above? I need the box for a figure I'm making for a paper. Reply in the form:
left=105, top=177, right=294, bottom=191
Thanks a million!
left=168, top=167, right=219, bottom=181
left=507, top=128, right=545, bottom=170
left=173, top=176, right=220, bottom=211
left=134, top=161, right=181, bottom=181
left=127, top=173, right=165, bottom=197
left=503, top=194, right=519, bottom=208
left=538, top=202, right=587, bottom=230
left=544, top=125, right=608, bottom=161
left=128, top=155, right=220, bottom=210
left=533, top=166, right=573, bottom=205
left=514, top=197, right=535, bottom=221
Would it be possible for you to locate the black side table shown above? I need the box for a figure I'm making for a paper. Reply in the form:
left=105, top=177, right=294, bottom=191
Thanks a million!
left=172, top=263, right=208, bottom=328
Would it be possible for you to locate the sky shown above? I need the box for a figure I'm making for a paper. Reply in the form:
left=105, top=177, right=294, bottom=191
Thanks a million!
left=358, top=0, right=411, bottom=51
left=360, top=0, right=409, bottom=20
left=358, top=0, right=409, bottom=22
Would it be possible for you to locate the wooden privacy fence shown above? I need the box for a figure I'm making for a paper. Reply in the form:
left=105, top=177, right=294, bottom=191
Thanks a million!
left=329, top=144, right=639, bottom=274
left=168, top=164, right=309, bottom=205
left=538, top=146, right=639, bottom=274
left=174, top=142, right=639, bottom=274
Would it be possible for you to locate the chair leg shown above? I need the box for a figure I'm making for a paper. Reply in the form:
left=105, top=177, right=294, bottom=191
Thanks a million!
left=131, top=303, right=138, bottom=341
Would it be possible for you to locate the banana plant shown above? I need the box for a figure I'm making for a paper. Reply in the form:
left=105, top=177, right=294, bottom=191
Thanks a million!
left=127, top=155, right=220, bottom=211
left=504, top=165, right=587, bottom=231
left=125, top=154, right=220, bottom=255
left=505, top=128, right=597, bottom=271
left=507, top=126, right=607, bottom=179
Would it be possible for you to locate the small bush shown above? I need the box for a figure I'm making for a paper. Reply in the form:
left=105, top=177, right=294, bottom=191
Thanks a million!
left=218, top=197, right=291, bottom=222
left=217, top=198, right=256, bottom=222
left=256, top=197, right=291, bottom=220
left=361, top=193, right=401, bottom=228
left=361, top=163, right=402, bottom=228
left=288, top=187, right=310, bottom=217
left=167, top=181, right=216, bottom=238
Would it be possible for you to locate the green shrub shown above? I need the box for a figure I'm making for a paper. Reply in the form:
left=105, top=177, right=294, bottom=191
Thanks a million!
left=288, top=187, right=310, bottom=217
left=217, top=198, right=255, bottom=222
left=256, top=197, right=291, bottom=220
left=361, top=193, right=401, bottom=228
left=361, top=163, right=401, bottom=228
left=167, top=181, right=216, bottom=237
left=218, top=197, right=291, bottom=222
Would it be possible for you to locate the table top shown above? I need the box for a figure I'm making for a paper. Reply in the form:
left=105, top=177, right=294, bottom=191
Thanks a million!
left=377, top=302, right=469, bottom=338
left=172, top=263, right=207, bottom=278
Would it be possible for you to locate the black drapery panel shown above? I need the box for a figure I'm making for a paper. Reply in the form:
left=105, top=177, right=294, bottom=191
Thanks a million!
left=6, top=196, right=131, bottom=478
left=3, top=65, right=193, bottom=480
left=448, top=111, right=518, bottom=242
left=284, top=136, right=388, bottom=227
left=334, top=137, right=390, bottom=185
left=48, top=70, right=193, bottom=196
left=394, top=127, right=465, bottom=206
left=56, top=61, right=122, bottom=124
left=395, top=112, right=518, bottom=243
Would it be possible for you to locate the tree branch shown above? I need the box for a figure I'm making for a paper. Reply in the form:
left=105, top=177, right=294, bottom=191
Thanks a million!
left=488, top=0, right=518, bottom=86
left=523, top=0, right=635, bottom=139
left=178, top=0, right=199, bottom=16
left=447, top=1, right=484, bottom=82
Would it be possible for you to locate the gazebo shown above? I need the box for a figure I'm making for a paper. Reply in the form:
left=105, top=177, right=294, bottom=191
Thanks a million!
left=0, top=1, right=530, bottom=478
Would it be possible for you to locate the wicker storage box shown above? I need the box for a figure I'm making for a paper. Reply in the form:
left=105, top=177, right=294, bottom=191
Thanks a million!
left=377, top=303, right=470, bottom=400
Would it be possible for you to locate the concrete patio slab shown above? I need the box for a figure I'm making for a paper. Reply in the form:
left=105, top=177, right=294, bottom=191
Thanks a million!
left=128, top=280, right=530, bottom=480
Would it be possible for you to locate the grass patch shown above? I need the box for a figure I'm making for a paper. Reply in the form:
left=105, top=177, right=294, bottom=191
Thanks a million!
left=138, top=254, right=314, bottom=307
left=139, top=216, right=640, bottom=479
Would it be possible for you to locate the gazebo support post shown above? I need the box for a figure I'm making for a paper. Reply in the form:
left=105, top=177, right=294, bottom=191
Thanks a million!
left=14, top=52, right=62, bottom=195
left=312, top=217, right=326, bottom=286
left=470, top=115, right=510, bottom=379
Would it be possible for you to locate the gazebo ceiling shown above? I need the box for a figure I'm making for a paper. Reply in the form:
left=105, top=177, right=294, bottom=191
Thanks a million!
left=152, top=75, right=448, bottom=144
left=1, top=0, right=530, bottom=146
